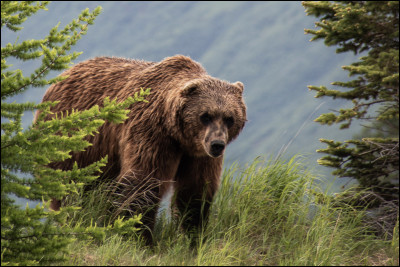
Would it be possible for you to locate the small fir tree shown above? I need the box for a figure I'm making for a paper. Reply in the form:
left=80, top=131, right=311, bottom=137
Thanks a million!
left=303, top=1, right=398, bottom=235
left=1, top=2, right=145, bottom=265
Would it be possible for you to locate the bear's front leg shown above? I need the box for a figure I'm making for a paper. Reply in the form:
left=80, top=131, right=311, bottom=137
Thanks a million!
left=174, top=155, right=222, bottom=233
left=113, top=171, right=161, bottom=244
left=117, top=138, right=182, bottom=245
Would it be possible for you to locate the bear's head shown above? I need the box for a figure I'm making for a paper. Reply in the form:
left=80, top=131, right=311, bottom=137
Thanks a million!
left=175, top=77, right=247, bottom=158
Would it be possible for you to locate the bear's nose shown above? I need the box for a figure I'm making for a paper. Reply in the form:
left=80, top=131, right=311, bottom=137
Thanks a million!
left=210, top=140, right=226, bottom=157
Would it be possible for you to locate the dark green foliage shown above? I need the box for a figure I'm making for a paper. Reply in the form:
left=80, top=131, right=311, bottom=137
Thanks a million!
left=1, top=2, right=146, bottom=265
left=303, top=0, right=398, bottom=235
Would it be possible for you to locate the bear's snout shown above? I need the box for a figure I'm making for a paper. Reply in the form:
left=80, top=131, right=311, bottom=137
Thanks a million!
left=210, top=140, right=226, bottom=157
left=202, top=118, right=228, bottom=158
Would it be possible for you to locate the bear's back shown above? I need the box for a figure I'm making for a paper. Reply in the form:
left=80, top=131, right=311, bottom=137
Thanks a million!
left=40, top=57, right=155, bottom=113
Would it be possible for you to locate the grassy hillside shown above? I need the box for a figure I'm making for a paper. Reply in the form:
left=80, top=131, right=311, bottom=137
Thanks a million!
left=1, top=1, right=363, bottom=191
left=61, top=157, right=398, bottom=266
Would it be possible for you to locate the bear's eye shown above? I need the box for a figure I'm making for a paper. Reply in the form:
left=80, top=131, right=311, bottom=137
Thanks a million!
left=200, top=113, right=212, bottom=125
left=224, top=116, right=234, bottom=128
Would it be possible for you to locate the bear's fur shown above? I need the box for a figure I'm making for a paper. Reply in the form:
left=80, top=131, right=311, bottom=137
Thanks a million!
left=35, top=55, right=246, bottom=241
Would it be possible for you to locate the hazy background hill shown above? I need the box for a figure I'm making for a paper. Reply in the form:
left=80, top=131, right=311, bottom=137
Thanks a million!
left=2, top=1, right=362, bottom=192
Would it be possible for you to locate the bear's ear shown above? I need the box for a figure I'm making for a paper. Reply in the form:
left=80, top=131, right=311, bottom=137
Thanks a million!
left=181, top=80, right=201, bottom=97
left=233, top=81, right=244, bottom=94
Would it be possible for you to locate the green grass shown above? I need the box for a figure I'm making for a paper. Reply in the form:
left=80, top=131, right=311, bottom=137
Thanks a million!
left=62, top=156, right=399, bottom=266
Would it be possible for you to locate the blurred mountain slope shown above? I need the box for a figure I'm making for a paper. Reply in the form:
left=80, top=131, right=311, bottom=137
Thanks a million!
left=1, top=1, right=361, bottom=190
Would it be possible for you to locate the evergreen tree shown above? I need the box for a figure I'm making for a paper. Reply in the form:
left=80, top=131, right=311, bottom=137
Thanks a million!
left=302, top=0, right=398, bottom=233
left=1, top=2, right=145, bottom=265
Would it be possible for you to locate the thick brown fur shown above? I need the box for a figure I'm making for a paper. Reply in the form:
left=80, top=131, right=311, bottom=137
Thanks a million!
left=35, top=55, right=246, bottom=242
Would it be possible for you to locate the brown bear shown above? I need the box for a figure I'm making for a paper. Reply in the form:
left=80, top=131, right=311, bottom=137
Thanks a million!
left=35, top=55, right=246, bottom=241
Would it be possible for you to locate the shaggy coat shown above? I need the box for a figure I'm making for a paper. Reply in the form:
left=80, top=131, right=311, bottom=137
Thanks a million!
left=35, top=55, right=247, bottom=241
